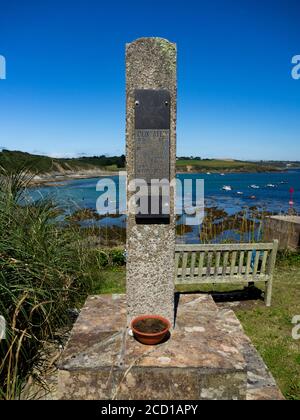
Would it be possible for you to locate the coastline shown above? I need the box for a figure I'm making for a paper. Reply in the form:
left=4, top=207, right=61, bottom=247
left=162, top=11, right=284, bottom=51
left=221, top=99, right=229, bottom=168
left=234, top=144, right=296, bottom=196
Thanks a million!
left=176, top=168, right=288, bottom=174
left=29, top=166, right=294, bottom=187
left=30, top=169, right=121, bottom=187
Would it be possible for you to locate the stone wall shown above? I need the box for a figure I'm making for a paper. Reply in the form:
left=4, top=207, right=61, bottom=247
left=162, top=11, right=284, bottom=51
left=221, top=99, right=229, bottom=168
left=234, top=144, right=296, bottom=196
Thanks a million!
left=264, top=215, right=300, bottom=251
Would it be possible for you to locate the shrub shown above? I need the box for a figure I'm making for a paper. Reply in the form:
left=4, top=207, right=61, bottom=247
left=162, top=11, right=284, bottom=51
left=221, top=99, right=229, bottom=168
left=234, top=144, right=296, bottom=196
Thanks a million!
left=110, top=249, right=126, bottom=266
left=0, top=166, right=96, bottom=399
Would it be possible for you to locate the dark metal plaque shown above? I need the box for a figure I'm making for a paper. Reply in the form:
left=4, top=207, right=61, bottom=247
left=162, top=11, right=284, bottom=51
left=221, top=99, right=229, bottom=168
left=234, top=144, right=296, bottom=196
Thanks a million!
left=134, top=89, right=171, bottom=224
left=135, top=89, right=170, bottom=129
left=135, top=129, right=169, bottom=183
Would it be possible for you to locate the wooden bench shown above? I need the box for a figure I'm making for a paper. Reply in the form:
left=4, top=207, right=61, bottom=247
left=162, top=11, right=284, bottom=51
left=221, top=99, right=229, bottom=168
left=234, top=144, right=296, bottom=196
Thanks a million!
left=175, top=240, right=279, bottom=306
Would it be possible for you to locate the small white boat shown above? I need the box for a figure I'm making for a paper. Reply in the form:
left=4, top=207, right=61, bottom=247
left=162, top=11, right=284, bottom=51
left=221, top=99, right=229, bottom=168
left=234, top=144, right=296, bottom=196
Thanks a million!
left=222, top=185, right=232, bottom=191
left=266, top=184, right=276, bottom=188
left=250, top=184, right=260, bottom=189
left=206, top=172, right=211, bottom=175
left=237, top=191, right=243, bottom=195
left=220, top=173, right=225, bottom=176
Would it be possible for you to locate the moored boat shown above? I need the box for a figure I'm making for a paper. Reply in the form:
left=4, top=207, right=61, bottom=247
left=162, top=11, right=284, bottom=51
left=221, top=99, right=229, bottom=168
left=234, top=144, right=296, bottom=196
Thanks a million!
left=222, top=185, right=232, bottom=191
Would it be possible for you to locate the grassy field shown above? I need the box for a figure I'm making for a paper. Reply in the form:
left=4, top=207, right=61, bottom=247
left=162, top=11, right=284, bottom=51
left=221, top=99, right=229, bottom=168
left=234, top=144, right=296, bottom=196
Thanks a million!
left=0, top=150, right=288, bottom=175
left=97, top=254, right=300, bottom=400
left=176, top=158, right=279, bottom=172
left=0, top=149, right=125, bottom=174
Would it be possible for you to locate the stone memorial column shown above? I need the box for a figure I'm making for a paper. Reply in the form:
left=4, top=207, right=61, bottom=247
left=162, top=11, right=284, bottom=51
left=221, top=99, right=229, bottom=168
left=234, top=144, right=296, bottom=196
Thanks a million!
left=126, top=38, right=177, bottom=323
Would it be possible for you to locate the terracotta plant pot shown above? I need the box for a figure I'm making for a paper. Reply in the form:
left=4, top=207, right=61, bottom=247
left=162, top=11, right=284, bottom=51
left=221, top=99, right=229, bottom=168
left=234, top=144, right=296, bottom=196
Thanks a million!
left=131, top=315, right=171, bottom=345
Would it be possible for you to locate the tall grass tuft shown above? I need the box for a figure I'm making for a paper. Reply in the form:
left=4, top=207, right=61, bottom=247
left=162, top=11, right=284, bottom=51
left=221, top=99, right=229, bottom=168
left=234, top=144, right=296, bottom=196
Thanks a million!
left=199, top=206, right=272, bottom=244
left=0, top=166, right=96, bottom=399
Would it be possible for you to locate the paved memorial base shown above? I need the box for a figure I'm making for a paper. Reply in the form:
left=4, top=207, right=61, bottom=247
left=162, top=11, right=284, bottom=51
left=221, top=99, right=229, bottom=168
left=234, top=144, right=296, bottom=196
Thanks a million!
left=56, top=294, right=283, bottom=400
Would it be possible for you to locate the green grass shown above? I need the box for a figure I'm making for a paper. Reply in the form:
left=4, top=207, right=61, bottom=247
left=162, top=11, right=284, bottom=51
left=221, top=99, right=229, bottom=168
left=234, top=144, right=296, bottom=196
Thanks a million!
left=0, top=150, right=285, bottom=176
left=176, top=159, right=253, bottom=167
left=0, top=149, right=125, bottom=174
left=176, top=158, right=278, bottom=172
left=91, top=267, right=126, bottom=294
left=236, top=256, right=300, bottom=400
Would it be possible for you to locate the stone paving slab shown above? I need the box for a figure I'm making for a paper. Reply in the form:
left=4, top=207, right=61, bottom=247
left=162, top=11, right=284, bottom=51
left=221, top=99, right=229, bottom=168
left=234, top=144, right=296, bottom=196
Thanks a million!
left=56, top=294, right=283, bottom=400
left=124, top=295, right=245, bottom=372
left=58, top=295, right=127, bottom=370
left=215, top=302, right=284, bottom=400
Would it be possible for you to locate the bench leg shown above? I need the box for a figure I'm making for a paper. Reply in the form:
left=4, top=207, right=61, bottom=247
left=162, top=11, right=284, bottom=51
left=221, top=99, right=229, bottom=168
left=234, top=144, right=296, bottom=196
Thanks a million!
left=265, top=278, right=273, bottom=307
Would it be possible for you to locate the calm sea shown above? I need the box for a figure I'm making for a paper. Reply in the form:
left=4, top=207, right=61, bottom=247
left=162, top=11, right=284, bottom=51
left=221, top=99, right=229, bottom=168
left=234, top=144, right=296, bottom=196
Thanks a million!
left=28, top=170, right=300, bottom=243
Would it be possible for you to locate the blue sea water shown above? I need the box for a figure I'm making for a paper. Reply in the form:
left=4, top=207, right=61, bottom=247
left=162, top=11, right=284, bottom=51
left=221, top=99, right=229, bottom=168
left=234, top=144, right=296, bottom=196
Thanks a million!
left=183, top=171, right=300, bottom=214
left=27, top=170, right=300, bottom=243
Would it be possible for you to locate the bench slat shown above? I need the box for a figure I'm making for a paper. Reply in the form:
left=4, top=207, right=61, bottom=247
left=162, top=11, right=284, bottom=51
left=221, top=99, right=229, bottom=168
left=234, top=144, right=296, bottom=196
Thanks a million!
left=178, top=266, right=254, bottom=277
left=198, top=252, right=204, bottom=278
left=246, top=251, right=252, bottom=277
left=222, top=252, right=229, bottom=276
left=215, top=252, right=221, bottom=277
left=207, top=252, right=212, bottom=276
left=175, top=274, right=270, bottom=285
left=181, top=252, right=188, bottom=280
left=175, top=243, right=275, bottom=252
left=175, top=251, right=180, bottom=276
left=230, top=251, right=237, bottom=276
left=190, top=252, right=196, bottom=278
left=252, top=251, right=260, bottom=277
left=261, top=250, right=268, bottom=275
left=238, top=251, right=244, bottom=275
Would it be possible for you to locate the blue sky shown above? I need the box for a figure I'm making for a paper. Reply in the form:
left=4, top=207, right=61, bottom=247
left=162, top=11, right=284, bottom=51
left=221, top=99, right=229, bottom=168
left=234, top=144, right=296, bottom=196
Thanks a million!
left=0, top=0, right=299, bottom=160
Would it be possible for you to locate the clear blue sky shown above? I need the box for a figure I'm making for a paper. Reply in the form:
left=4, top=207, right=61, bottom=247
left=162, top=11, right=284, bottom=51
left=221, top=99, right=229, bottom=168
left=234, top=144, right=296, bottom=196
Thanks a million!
left=0, top=0, right=299, bottom=160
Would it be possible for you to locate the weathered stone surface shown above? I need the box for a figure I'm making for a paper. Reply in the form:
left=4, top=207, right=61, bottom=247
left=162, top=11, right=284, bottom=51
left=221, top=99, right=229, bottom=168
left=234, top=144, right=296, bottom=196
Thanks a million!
left=126, top=38, right=177, bottom=323
left=125, top=295, right=245, bottom=373
left=241, top=324, right=284, bottom=400
left=58, top=295, right=126, bottom=370
left=57, top=293, right=284, bottom=400
left=216, top=302, right=284, bottom=400
left=57, top=294, right=252, bottom=400
left=23, top=295, right=284, bottom=400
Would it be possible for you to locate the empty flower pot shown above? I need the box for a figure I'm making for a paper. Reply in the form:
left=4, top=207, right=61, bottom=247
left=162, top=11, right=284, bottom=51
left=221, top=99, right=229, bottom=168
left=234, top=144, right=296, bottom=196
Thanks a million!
left=131, top=315, right=171, bottom=345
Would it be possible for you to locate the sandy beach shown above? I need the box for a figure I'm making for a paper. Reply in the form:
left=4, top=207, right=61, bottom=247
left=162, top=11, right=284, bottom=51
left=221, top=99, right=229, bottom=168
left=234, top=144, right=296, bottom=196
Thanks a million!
left=29, top=169, right=120, bottom=187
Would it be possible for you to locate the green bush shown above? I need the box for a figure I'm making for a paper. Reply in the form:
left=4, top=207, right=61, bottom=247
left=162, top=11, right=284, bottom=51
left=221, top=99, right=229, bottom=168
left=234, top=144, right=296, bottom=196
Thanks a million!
left=110, top=249, right=126, bottom=266
left=276, top=249, right=300, bottom=266
left=88, top=248, right=125, bottom=268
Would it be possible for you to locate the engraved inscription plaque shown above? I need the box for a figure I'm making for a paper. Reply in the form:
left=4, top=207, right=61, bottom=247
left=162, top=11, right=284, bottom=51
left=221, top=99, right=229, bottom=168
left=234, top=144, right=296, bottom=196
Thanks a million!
left=134, top=89, right=171, bottom=224
left=135, top=129, right=169, bottom=183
